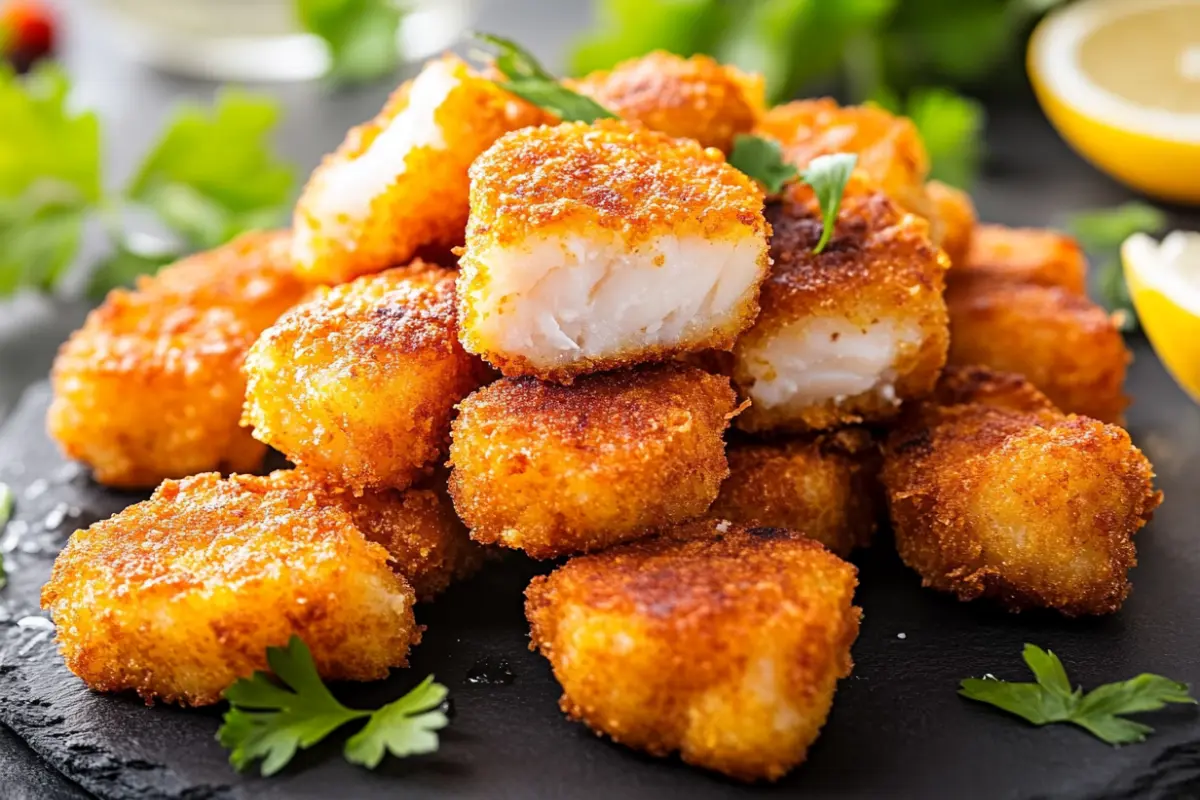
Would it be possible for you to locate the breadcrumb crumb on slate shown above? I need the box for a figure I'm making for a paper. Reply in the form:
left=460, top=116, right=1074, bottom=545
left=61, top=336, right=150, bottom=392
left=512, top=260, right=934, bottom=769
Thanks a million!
left=946, top=279, right=1130, bottom=423
left=926, top=180, right=976, bottom=268
left=882, top=367, right=1161, bottom=616
left=732, top=177, right=949, bottom=433
left=47, top=231, right=308, bottom=488
left=292, top=54, right=547, bottom=284
left=568, top=51, right=765, bottom=152
left=457, top=120, right=770, bottom=382
left=708, top=429, right=882, bottom=557
left=243, top=262, right=491, bottom=493
left=956, top=224, right=1087, bottom=294
left=448, top=364, right=738, bottom=558
left=41, top=472, right=421, bottom=707
left=525, top=520, right=861, bottom=782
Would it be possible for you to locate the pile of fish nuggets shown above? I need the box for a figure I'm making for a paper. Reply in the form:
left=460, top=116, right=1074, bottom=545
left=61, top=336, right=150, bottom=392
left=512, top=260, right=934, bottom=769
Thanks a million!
left=42, top=49, right=1160, bottom=782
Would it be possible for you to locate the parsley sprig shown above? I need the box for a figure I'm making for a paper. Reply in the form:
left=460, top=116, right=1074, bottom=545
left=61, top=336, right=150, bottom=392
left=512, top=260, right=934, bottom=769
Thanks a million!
left=470, top=33, right=616, bottom=123
left=295, top=0, right=404, bottom=84
left=960, top=644, right=1195, bottom=745
left=218, top=636, right=449, bottom=776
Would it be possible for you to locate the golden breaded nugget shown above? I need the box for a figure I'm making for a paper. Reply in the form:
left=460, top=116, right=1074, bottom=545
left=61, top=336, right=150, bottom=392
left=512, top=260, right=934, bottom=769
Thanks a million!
left=244, top=262, right=490, bottom=493
left=526, top=520, right=861, bottom=782
left=927, top=180, right=976, bottom=267
left=756, top=98, right=941, bottom=243
left=41, top=472, right=420, bottom=706
left=930, top=364, right=1059, bottom=414
left=449, top=364, right=738, bottom=558
left=733, top=177, right=949, bottom=433
left=293, top=55, right=546, bottom=284
left=958, top=224, right=1087, bottom=294
left=709, top=429, right=881, bottom=556
left=47, top=231, right=307, bottom=488
left=458, top=120, right=770, bottom=382
left=568, top=51, right=764, bottom=151
left=946, top=279, right=1130, bottom=423
left=882, top=367, right=1161, bottom=616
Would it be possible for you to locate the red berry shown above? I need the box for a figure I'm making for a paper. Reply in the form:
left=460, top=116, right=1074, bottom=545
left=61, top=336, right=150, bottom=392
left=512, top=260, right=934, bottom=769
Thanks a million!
left=2, top=0, right=56, bottom=71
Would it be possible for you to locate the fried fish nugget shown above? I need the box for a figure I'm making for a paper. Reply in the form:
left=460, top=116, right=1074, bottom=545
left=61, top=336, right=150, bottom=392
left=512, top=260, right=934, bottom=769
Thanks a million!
left=568, top=51, right=765, bottom=152
left=41, top=472, right=421, bottom=706
left=449, top=364, right=738, bottom=558
left=733, top=177, right=949, bottom=433
left=457, top=120, right=770, bottom=382
left=946, top=279, right=1130, bottom=423
left=243, top=262, right=490, bottom=493
left=708, top=429, right=881, bottom=557
left=293, top=55, right=546, bottom=284
left=526, top=520, right=861, bottom=782
left=958, top=224, right=1087, bottom=294
left=926, top=180, right=976, bottom=267
left=47, top=231, right=307, bottom=488
left=756, top=98, right=941, bottom=243
left=882, top=367, right=1161, bottom=616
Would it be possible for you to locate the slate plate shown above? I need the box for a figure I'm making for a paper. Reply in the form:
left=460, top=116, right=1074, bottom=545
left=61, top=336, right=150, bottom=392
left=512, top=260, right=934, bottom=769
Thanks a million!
left=2, top=344, right=1200, bottom=800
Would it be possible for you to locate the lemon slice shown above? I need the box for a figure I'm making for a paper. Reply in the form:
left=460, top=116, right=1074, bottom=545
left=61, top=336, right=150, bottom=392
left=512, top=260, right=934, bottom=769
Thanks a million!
left=1029, top=0, right=1200, bottom=203
left=1123, top=231, right=1200, bottom=400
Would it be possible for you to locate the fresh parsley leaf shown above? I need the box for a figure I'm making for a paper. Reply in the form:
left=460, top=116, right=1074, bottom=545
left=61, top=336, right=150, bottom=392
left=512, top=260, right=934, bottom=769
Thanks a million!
left=570, top=0, right=728, bottom=78
left=727, top=134, right=799, bottom=194
left=294, top=0, right=403, bottom=84
left=0, top=483, right=11, bottom=589
left=800, top=152, right=858, bottom=254
left=218, top=636, right=448, bottom=776
left=1067, top=202, right=1168, bottom=330
left=472, top=32, right=617, bottom=123
left=905, top=87, right=984, bottom=190
left=126, top=89, right=295, bottom=251
left=959, top=644, right=1195, bottom=745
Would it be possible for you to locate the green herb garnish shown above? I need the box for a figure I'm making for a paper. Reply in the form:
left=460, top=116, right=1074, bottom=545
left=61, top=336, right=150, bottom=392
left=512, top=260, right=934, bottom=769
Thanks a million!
left=0, top=483, right=12, bottom=589
left=960, top=644, right=1195, bottom=745
left=218, top=636, right=448, bottom=776
left=295, top=0, right=404, bottom=84
left=1066, top=201, right=1168, bottom=331
left=727, top=134, right=798, bottom=195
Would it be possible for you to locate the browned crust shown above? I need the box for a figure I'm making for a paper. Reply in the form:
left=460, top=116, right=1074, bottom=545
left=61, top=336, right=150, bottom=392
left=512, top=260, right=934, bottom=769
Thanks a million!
left=926, top=180, right=976, bottom=268
left=956, top=224, right=1087, bottom=294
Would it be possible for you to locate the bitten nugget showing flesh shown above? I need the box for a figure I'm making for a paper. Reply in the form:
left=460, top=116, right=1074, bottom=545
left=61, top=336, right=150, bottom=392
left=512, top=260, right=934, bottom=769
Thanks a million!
left=927, top=180, right=976, bottom=267
left=946, top=279, right=1130, bottom=423
left=757, top=98, right=941, bottom=243
left=449, top=364, right=738, bottom=558
left=568, top=51, right=765, bottom=152
left=526, top=520, right=861, bottom=782
left=882, top=367, right=1161, bottom=616
left=958, top=224, right=1087, bottom=294
left=48, top=231, right=307, bottom=488
left=458, top=120, right=770, bottom=381
left=292, top=55, right=546, bottom=284
left=708, top=429, right=882, bottom=557
left=244, top=262, right=490, bottom=493
left=41, top=472, right=421, bottom=706
left=733, top=177, right=949, bottom=433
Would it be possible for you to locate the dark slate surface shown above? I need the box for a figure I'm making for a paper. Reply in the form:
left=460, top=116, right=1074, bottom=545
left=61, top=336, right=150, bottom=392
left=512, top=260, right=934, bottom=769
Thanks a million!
left=3, top=346, right=1200, bottom=799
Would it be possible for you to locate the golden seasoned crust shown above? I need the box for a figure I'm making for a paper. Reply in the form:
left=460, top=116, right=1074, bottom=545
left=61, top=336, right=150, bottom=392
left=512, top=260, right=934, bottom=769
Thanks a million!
left=926, top=180, right=976, bottom=268
left=946, top=279, right=1130, bottom=423
left=293, top=55, right=548, bottom=284
left=957, top=224, right=1087, bottom=294
left=931, top=365, right=1059, bottom=413
left=464, top=120, right=768, bottom=248
left=243, top=262, right=492, bottom=493
left=526, top=520, right=861, bottom=782
left=708, top=429, right=882, bottom=556
left=733, top=177, right=950, bottom=432
left=448, top=364, right=739, bottom=558
left=41, top=472, right=420, bottom=706
left=568, top=51, right=765, bottom=152
left=882, top=369, right=1161, bottom=616
left=47, top=232, right=308, bottom=488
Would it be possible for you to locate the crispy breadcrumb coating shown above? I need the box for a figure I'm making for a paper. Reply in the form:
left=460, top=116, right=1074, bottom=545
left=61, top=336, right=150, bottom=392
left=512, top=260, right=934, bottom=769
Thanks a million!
left=756, top=98, right=941, bottom=243
left=457, top=120, right=770, bottom=382
left=293, top=55, right=546, bottom=284
left=41, top=472, right=420, bottom=706
left=526, top=520, right=861, bottom=782
left=449, top=364, right=738, bottom=558
left=946, top=279, right=1130, bottom=423
left=927, top=180, right=976, bottom=267
left=708, top=429, right=882, bottom=556
left=47, top=231, right=308, bottom=488
left=568, top=51, right=765, bottom=152
left=957, top=224, right=1087, bottom=294
left=243, top=261, right=490, bottom=494
left=733, top=177, right=949, bottom=433
left=882, top=367, right=1161, bottom=616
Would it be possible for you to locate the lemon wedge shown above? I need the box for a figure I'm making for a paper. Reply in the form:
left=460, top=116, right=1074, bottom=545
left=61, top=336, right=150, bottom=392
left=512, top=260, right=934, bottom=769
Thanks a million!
left=1123, top=231, right=1200, bottom=400
left=1029, top=0, right=1200, bottom=203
